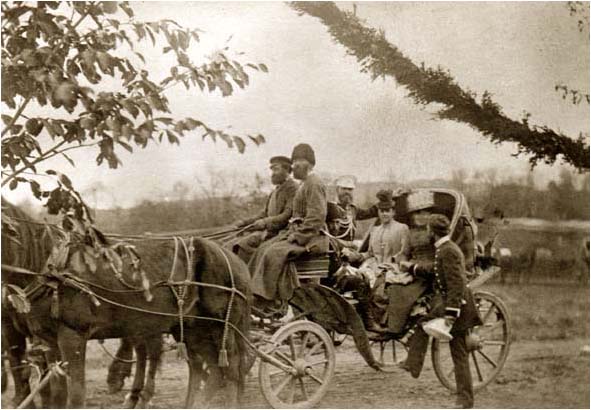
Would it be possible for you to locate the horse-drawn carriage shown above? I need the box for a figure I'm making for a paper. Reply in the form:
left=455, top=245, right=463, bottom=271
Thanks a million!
left=1, top=188, right=510, bottom=409
left=247, top=188, right=511, bottom=408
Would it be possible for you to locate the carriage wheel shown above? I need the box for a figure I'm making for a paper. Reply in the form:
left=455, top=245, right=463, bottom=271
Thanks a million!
left=431, top=291, right=511, bottom=392
left=259, top=320, right=335, bottom=409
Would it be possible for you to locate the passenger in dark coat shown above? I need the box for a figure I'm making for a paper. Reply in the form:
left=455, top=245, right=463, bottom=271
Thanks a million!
left=227, top=156, right=298, bottom=263
left=249, top=144, right=328, bottom=304
left=400, top=214, right=482, bottom=409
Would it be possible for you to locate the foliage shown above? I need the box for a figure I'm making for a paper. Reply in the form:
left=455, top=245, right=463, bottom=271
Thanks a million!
left=290, top=2, right=590, bottom=171
left=1, top=1, right=267, bottom=220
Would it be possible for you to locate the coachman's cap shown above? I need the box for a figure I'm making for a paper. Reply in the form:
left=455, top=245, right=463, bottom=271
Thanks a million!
left=335, top=175, right=357, bottom=189
left=269, top=156, right=292, bottom=169
left=428, top=213, right=451, bottom=237
left=376, top=189, right=394, bottom=210
left=291, top=143, right=316, bottom=166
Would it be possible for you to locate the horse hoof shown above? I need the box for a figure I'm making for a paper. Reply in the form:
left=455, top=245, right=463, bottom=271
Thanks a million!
left=136, top=396, right=153, bottom=409
left=108, top=381, right=124, bottom=394
left=123, top=393, right=138, bottom=409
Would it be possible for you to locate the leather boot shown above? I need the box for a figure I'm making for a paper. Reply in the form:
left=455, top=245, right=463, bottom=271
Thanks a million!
left=403, top=327, right=429, bottom=378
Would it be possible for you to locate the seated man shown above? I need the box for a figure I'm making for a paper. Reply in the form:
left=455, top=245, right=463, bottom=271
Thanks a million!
left=226, top=155, right=298, bottom=263
left=335, top=190, right=411, bottom=332
left=327, top=175, right=379, bottom=241
left=249, top=143, right=328, bottom=307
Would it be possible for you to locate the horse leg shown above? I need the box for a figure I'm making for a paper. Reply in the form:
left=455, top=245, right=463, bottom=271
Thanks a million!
left=107, top=338, right=134, bottom=394
left=136, top=336, right=162, bottom=409
left=57, top=326, right=87, bottom=408
left=3, top=324, right=33, bottom=408
left=41, top=342, right=67, bottom=409
left=123, top=340, right=146, bottom=409
left=183, top=335, right=207, bottom=409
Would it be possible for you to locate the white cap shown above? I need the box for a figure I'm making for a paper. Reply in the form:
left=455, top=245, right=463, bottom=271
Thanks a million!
left=335, top=175, right=357, bottom=189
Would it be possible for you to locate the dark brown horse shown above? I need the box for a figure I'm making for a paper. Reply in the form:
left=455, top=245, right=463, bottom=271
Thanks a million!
left=1, top=199, right=61, bottom=408
left=16, top=218, right=252, bottom=408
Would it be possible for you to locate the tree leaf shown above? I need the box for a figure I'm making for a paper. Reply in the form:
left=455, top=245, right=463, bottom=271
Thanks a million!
left=258, top=63, right=269, bottom=73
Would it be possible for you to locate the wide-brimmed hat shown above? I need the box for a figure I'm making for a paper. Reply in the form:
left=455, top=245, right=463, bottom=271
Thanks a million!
left=428, top=213, right=451, bottom=237
left=335, top=175, right=357, bottom=189
left=269, top=156, right=292, bottom=170
left=291, top=143, right=315, bottom=166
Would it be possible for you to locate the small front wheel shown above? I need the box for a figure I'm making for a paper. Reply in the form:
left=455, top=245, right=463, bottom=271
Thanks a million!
left=259, top=320, right=335, bottom=408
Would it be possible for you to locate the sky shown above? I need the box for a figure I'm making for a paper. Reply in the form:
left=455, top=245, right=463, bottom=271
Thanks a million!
left=2, top=1, right=589, bottom=209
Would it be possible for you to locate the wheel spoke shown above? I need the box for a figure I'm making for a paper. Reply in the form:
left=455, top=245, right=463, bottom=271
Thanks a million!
left=272, top=373, right=294, bottom=396
left=275, top=351, right=295, bottom=367
left=269, top=368, right=290, bottom=377
left=299, top=378, right=309, bottom=400
left=305, top=341, right=324, bottom=359
left=480, top=319, right=505, bottom=333
left=481, top=304, right=495, bottom=324
left=288, top=335, right=297, bottom=360
left=477, top=350, right=498, bottom=368
left=299, top=332, right=310, bottom=358
left=306, top=369, right=325, bottom=385
left=482, top=340, right=506, bottom=346
left=307, top=358, right=329, bottom=367
left=471, top=351, right=484, bottom=382
left=287, top=377, right=296, bottom=404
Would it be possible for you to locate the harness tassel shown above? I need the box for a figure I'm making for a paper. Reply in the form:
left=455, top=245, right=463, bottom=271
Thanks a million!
left=218, top=348, right=229, bottom=367
left=177, top=342, right=189, bottom=362
left=50, top=289, right=59, bottom=319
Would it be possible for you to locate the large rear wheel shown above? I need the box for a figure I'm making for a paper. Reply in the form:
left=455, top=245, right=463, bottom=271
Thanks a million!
left=259, top=320, right=335, bottom=408
left=431, top=291, right=511, bottom=392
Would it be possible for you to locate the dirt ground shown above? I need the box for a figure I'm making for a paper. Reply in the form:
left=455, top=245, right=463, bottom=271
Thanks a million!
left=3, top=336, right=588, bottom=409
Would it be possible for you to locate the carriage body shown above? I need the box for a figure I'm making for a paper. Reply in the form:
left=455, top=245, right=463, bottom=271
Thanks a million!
left=255, top=188, right=511, bottom=408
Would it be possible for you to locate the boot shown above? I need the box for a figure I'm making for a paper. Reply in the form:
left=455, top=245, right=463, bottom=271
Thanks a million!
left=402, top=327, right=429, bottom=378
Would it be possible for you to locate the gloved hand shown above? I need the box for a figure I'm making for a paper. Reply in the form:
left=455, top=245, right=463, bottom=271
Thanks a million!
left=251, top=219, right=266, bottom=231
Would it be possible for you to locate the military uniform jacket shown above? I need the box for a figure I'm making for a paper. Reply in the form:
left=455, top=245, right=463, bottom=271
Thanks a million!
left=243, top=178, right=298, bottom=234
left=414, top=237, right=482, bottom=333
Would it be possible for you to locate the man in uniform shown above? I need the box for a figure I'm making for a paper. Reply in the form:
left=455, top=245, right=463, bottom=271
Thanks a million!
left=328, top=175, right=380, bottom=240
left=400, top=214, right=482, bottom=409
left=249, top=143, right=328, bottom=306
left=227, top=156, right=298, bottom=263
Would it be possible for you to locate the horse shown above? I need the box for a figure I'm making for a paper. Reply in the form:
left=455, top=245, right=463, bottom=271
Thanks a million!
left=11, top=215, right=253, bottom=408
left=2, top=202, right=169, bottom=409
left=1, top=199, right=59, bottom=408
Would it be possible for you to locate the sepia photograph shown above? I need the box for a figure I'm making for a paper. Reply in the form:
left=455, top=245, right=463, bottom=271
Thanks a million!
left=1, top=1, right=589, bottom=408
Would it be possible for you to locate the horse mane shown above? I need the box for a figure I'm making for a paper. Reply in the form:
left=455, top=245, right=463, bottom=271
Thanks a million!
left=1, top=199, right=55, bottom=274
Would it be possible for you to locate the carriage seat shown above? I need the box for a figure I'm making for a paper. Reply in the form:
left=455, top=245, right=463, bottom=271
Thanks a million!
left=291, top=254, right=330, bottom=281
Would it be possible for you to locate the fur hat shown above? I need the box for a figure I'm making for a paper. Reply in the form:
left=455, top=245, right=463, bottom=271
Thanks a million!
left=428, top=213, right=451, bottom=237
left=291, top=143, right=315, bottom=166
left=269, top=156, right=292, bottom=171
left=376, top=189, right=394, bottom=210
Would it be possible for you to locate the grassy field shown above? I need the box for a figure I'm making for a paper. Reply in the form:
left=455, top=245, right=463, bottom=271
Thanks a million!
left=480, top=282, right=589, bottom=341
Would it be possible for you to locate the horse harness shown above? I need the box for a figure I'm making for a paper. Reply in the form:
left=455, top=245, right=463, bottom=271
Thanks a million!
left=2, top=232, right=247, bottom=367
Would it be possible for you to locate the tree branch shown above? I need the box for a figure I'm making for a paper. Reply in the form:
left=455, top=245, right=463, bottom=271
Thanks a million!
left=1, top=96, right=31, bottom=138
left=1, top=139, right=67, bottom=187
left=291, top=2, right=590, bottom=170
